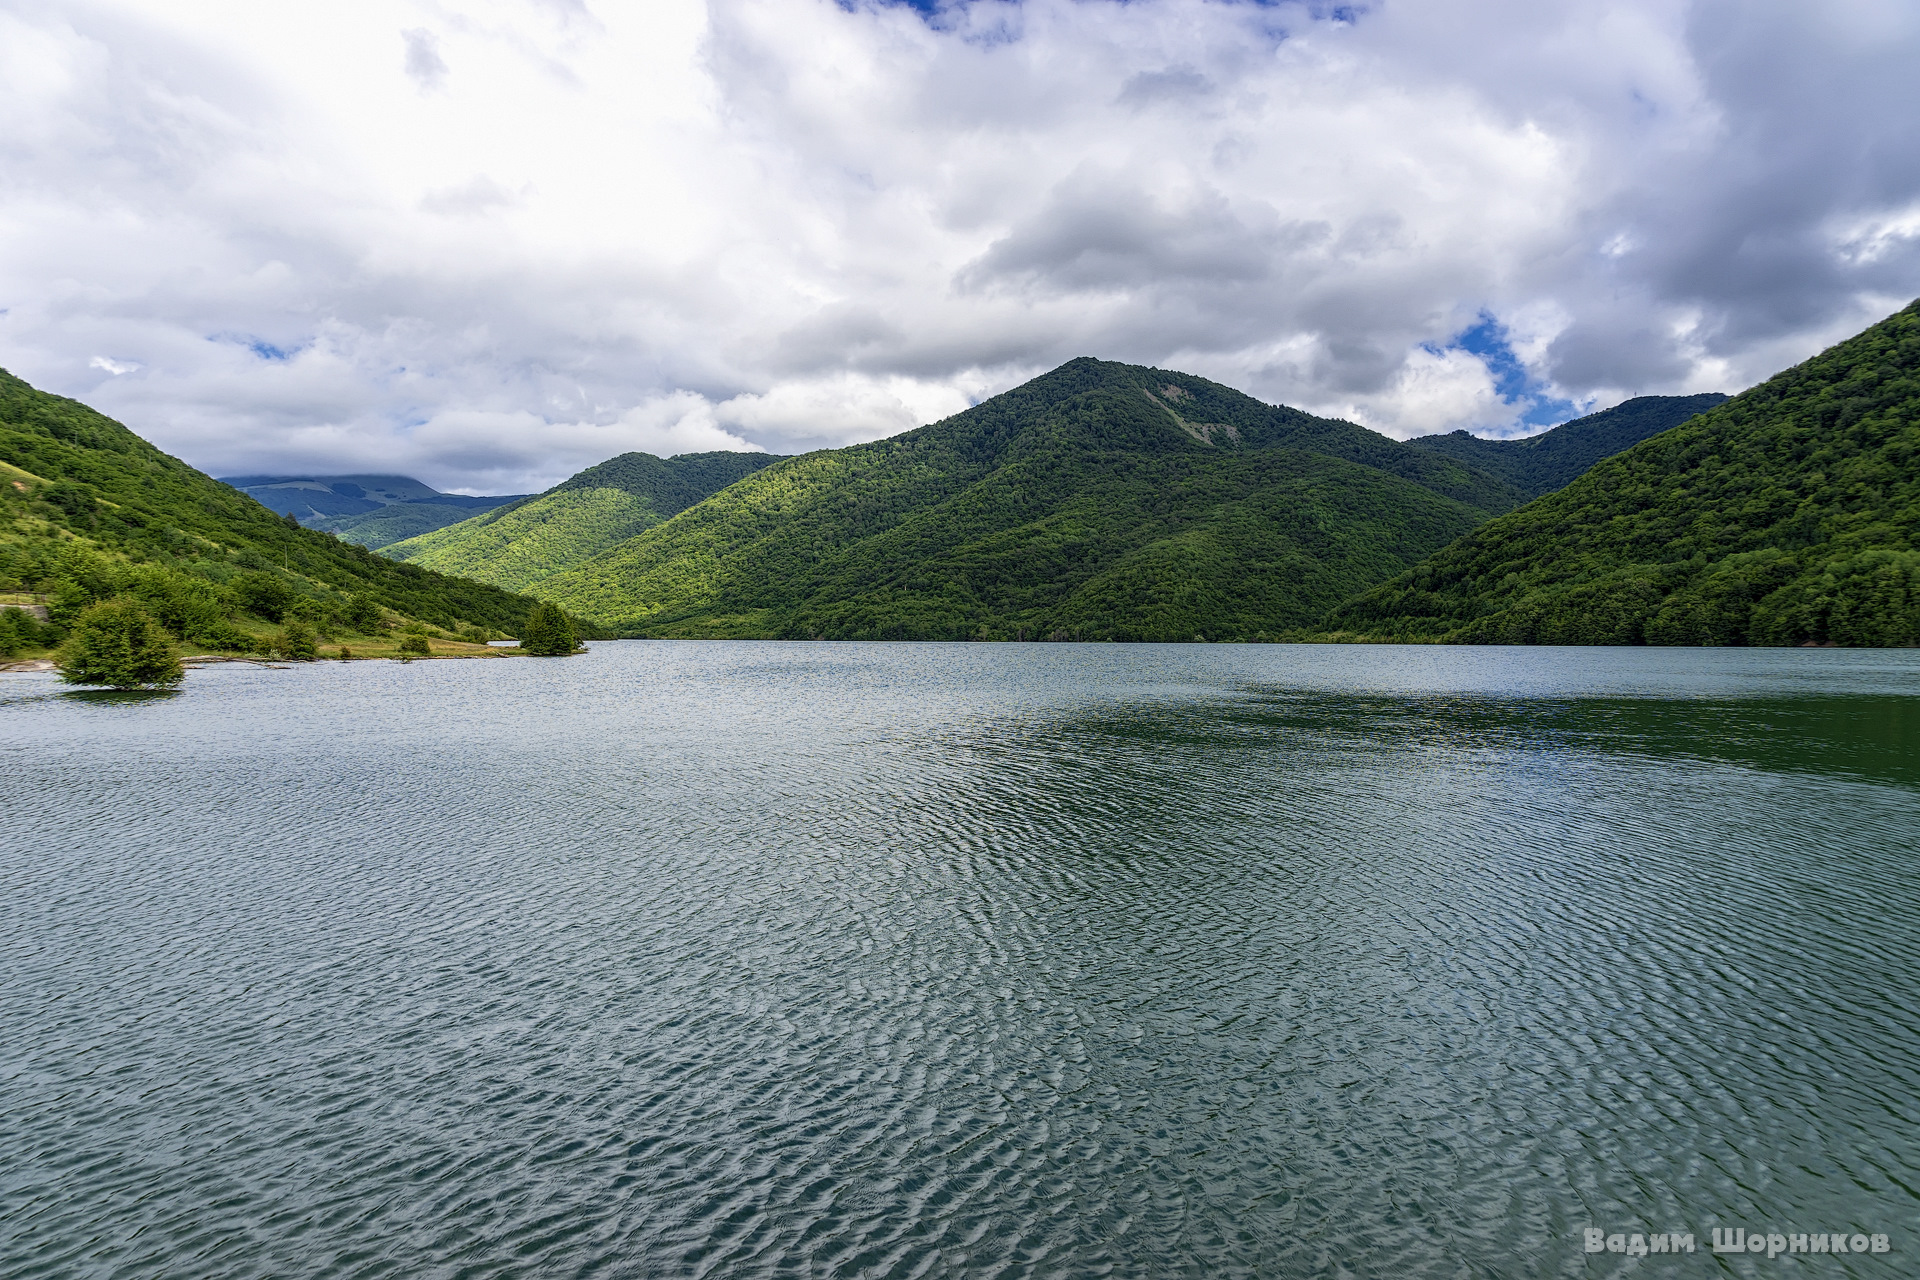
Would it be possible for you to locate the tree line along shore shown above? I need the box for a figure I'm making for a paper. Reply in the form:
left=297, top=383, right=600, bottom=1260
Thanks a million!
left=2, top=588, right=584, bottom=688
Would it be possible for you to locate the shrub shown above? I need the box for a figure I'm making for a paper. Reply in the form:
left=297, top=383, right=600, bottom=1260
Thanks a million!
left=56, top=597, right=184, bottom=689
left=396, top=632, right=430, bottom=657
left=191, top=619, right=256, bottom=652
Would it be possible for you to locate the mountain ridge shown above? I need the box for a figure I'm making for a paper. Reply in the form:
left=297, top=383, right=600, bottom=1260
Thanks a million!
left=1406, top=393, right=1730, bottom=499
left=527, top=358, right=1521, bottom=639
left=218, top=473, right=532, bottom=550
left=1328, top=299, right=1920, bottom=646
left=384, top=449, right=786, bottom=592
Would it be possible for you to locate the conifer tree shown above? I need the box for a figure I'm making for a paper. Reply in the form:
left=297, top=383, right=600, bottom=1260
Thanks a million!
left=57, top=598, right=184, bottom=689
left=520, top=601, right=578, bottom=655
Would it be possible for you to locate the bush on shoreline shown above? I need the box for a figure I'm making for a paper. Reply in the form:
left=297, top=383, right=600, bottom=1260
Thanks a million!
left=56, top=597, right=184, bottom=689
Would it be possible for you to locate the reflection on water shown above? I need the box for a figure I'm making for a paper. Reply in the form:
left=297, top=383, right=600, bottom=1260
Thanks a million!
left=1219, top=690, right=1920, bottom=790
left=1, top=642, right=1916, bottom=1278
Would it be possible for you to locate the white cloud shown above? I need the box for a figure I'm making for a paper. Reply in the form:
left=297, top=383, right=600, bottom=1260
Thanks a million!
left=0, top=0, right=1916, bottom=491
left=401, top=28, right=449, bottom=90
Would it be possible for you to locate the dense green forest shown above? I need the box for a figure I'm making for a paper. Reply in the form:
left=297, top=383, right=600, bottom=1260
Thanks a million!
left=1329, top=300, right=1920, bottom=646
left=1407, top=393, right=1728, bottom=499
left=0, top=369, right=591, bottom=653
left=529, top=359, right=1521, bottom=639
left=386, top=450, right=783, bottom=590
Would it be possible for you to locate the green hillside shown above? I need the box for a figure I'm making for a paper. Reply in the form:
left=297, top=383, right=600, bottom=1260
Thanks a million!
left=322, top=501, right=510, bottom=550
left=1329, top=300, right=1920, bottom=646
left=385, top=450, right=783, bottom=591
left=1407, top=393, right=1728, bottom=499
left=531, top=358, right=1523, bottom=640
left=0, top=369, right=577, bottom=647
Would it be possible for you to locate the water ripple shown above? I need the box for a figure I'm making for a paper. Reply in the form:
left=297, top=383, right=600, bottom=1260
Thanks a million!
left=2, top=643, right=1917, bottom=1277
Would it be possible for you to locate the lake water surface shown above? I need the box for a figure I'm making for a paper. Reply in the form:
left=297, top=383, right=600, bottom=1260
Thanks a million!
left=3, top=642, right=1918, bottom=1278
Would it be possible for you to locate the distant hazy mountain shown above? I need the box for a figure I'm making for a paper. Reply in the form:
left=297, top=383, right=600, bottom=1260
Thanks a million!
left=1407, top=393, right=1729, bottom=500
left=505, top=358, right=1526, bottom=639
left=383, top=451, right=786, bottom=591
left=1329, top=299, right=1920, bottom=645
left=217, top=474, right=531, bottom=549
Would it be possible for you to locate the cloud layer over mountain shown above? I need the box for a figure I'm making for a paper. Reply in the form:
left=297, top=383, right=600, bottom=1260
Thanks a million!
left=2, top=0, right=1917, bottom=491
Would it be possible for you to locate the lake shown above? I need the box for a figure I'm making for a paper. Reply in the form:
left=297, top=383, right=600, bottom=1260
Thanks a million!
left=2, top=642, right=1916, bottom=1278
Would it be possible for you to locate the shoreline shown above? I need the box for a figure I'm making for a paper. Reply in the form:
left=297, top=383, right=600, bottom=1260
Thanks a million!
left=0, top=650, right=533, bottom=674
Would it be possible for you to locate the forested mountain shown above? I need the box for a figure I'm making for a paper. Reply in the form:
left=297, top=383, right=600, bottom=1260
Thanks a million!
left=1407, top=393, right=1728, bottom=499
left=0, top=369, right=565, bottom=641
left=526, top=358, right=1524, bottom=639
left=384, top=450, right=784, bottom=591
left=218, top=473, right=530, bottom=549
left=1329, top=300, right=1920, bottom=646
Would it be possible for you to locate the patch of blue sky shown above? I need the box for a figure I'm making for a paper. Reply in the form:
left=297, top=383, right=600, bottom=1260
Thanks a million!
left=1441, top=312, right=1578, bottom=437
left=208, top=333, right=303, bottom=362
left=849, top=0, right=1365, bottom=26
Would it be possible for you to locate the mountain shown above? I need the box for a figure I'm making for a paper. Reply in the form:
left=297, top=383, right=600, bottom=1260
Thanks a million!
left=520, top=358, right=1528, bottom=640
left=384, top=450, right=786, bottom=591
left=1328, top=299, right=1920, bottom=646
left=217, top=473, right=532, bottom=550
left=1406, top=393, right=1729, bottom=499
left=0, top=369, right=563, bottom=639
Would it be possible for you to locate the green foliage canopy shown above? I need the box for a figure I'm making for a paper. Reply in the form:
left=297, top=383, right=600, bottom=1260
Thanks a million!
left=385, top=450, right=784, bottom=591
left=57, top=597, right=184, bottom=688
left=522, top=359, right=1521, bottom=640
left=0, top=605, right=58, bottom=657
left=0, top=368, right=569, bottom=638
left=519, top=601, right=579, bottom=655
left=277, top=619, right=319, bottom=661
left=1405, top=394, right=1729, bottom=500
left=1329, top=300, right=1920, bottom=646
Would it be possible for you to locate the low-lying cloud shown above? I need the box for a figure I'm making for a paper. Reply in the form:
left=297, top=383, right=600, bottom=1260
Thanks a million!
left=1, top=0, right=1915, bottom=491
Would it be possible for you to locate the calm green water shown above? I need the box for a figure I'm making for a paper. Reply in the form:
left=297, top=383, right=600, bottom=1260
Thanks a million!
left=2, top=642, right=1917, bottom=1278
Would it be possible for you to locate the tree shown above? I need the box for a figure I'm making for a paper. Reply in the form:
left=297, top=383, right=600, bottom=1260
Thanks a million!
left=0, top=606, right=59, bottom=657
left=520, top=601, right=578, bottom=655
left=56, top=597, right=184, bottom=689
left=233, top=571, right=295, bottom=622
left=285, top=596, right=326, bottom=624
left=0, top=608, right=29, bottom=658
left=277, top=619, right=318, bottom=661
left=343, top=593, right=383, bottom=633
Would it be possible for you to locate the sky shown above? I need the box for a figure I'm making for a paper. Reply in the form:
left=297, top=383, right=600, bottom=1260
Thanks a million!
left=2, top=0, right=1918, bottom=494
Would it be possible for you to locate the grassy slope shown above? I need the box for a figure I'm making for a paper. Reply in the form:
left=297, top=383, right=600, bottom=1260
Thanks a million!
left=1328, top=300, right=1920, bottom=646
left=536, top=359, right=1515, bottom=640
left=1406, top=393, right=1729, bottom=499
left=0, top=369, right=558, bottom=634
left=386, top=450, right=782, bottom=591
